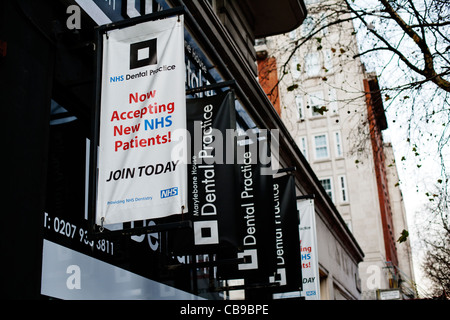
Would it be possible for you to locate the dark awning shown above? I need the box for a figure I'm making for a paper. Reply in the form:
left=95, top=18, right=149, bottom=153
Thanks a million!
left=245, top=0, right=307, bottom=38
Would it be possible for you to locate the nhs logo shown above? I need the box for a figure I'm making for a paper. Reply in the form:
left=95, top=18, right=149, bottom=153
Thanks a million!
left=161, top=187, right=178, bottom=199
left=110, top=75, right=124, bottom=83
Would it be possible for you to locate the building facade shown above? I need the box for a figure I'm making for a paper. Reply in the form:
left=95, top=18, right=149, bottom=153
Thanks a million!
left=2, top=0, right=364, bottom=300
left=256, top=0, right=416, bottom=299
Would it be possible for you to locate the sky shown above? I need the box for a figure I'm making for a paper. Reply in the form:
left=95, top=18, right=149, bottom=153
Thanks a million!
left=383, top=117, right=440, bottom=297
left=351, top=0, right=450, bottom=297
left=377, top=64, right=448, bottom=298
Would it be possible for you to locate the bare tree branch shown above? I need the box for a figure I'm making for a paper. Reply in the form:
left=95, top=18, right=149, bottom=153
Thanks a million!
left=377, top=0, right=450, bottom=92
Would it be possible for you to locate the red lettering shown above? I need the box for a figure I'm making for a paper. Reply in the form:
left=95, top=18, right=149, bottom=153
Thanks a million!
left=114, top=141, right=122, bottom=152
left=129, top=90, right=156, bottom=104
left=129, top=93, right=138, bottom=104
left=140, top=106, right=147, bottom=117
left=147, top=90, right=156, bottom=99
left=113, top=124, right=140, bottom=136
left=110, top=106, right=152, bottom=122
left=113, top=131, right=170, bottom=152
left=111, top=111, right=120, bottom=122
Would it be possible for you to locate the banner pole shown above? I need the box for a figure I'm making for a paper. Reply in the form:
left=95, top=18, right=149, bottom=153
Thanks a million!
left=213, top=282, right=280, bottom=292
left=93, top=220, right=192, bottom=238
left=276, top=166, right=296, bottom=174
left=96, top=6, right=186, bottom=33
left=297, top=194, right=315, bottom=200
left=167, top=257, right=247, bottom=270
left=185, top=80, right=236, bottom=95
left=87, top=22, right=104, bottom=236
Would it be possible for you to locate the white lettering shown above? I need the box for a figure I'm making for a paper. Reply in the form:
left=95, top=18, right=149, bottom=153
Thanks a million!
left=66, top=265, right=81, bottom=289
left=66, top=5, right=81, bottom=30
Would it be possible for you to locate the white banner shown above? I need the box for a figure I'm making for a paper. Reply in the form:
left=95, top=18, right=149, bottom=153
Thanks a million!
left=96, top=15, right=187, bottom=225
left=298, top=199, right=320, bottom=300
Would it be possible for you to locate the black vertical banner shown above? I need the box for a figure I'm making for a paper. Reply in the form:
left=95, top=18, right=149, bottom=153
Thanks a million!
left=269, top=174, right=303, bottom=294
left=170, top=90, right=240, bottom=254
left=217, top=132, right=277, bottom=279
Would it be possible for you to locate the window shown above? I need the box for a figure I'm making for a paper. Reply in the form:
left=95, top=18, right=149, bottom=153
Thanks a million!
left=308, top=91, right=325, bottom=116
left=345, top=220, right=353, bottom=232
left=334, top=131, right=343, bottom=157
left=299, top=136, right=308, bottom=160
left=289, top=30, right=296, bottom=40
left=291, top=55, right=301, bottom=79
left=301, top=14, right=325, bottom=36
left=319, top=177, right=333, bottom=201
left=328, top=89, right=338, bottom=114
left=314, top=134, right=329, bottom=159
left=301, top=16, right=314, bottom=36
left=320, top=13, right=329, bottom=35
left=305, top=52, right=320, bottom=77
left=255, top=38, right=266, bottom=46
left=295, top=95, right=304, bottom=120
left=303, top=49, right=334, bottom=78
left=323, top=49, right=333, bottom=72
left=338, top=175, right=348, bottom=202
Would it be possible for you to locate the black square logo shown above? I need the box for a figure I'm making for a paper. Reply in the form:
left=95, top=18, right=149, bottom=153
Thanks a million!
left=201, top=227, right=212, bottom=238
left=129, top=38, right=157, bottom=70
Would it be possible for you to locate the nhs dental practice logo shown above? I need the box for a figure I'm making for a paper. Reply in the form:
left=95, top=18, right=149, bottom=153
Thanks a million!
left=109, top=37, right=177, bottom=83
left=130, top=38, right=157, bottom=69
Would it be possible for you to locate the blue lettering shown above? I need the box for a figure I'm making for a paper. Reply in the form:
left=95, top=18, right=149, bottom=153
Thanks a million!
left=165, top=115, right=172, bottom=127
left=110, top=75, right=124, bottom=82
left=144, top=116, right=173, bottom=130
left=161, top=187, right=178, bottom=199
left=144, top=119, right=154, bottom=130
left=154, top=117, right=164, bottom=128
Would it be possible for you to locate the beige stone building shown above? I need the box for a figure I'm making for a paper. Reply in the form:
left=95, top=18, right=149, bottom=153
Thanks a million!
left=256, top=0, right=416, bottom=299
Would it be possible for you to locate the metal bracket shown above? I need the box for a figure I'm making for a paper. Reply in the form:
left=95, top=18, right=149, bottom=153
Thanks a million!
left=93, top=220, right=192, bottom=238
left=167, top=256, right=247, bottom=270
left=296, top=194, right=315, bottom=200
left=277, top=166, right=296, bottom=174
left=213, top=282, right=280, bottom=292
